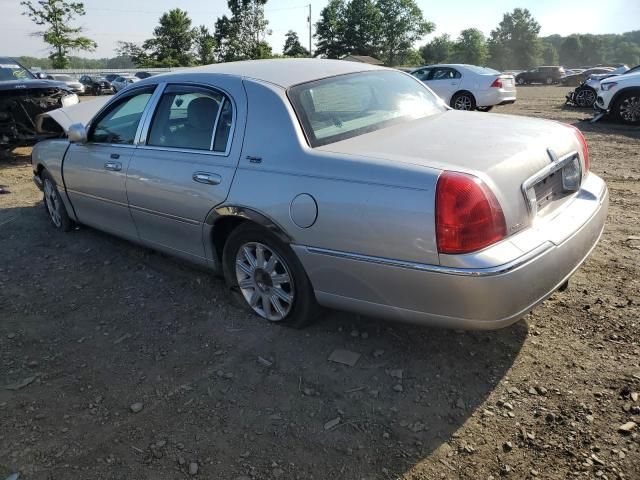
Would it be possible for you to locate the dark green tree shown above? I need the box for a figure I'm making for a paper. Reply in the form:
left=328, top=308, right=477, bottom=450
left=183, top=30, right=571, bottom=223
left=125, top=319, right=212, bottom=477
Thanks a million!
left=21, top=0, right=97, bottom=69
left=314, top=0, right=347, bottom=58
left=341, top=0, right=382, bottom=57
left=214, top=0, right=271, bottom=62
left=116, top=41, right=153, bottom=67
left=377, top=0, right=433, bottom=66
left=451, top=28, right=488, bottom=65
left=541, top=42, right=559, bottom=65
left=420, top=34, right=453, bottom=64
left=143, top=9, right=195, bottom=67
left=283, top=30, right=309, bottom=57
left=559, top=35, right=582, bottom=66
left=193, top=25, right=216, bottom=65
left=488, top=8, right=541, bottom=70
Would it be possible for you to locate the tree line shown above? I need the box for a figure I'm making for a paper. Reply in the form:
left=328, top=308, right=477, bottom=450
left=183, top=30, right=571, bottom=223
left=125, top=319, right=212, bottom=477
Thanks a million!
left=19, top=0, right=640, bottom=70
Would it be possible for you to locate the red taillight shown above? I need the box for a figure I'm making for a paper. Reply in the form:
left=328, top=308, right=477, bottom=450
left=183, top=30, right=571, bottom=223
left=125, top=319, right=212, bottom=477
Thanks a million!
left=568, top=125, right=589, bottom=172
left=490, top=77, right=503, bottom=88
left=435, top=171, right=507, bottom=255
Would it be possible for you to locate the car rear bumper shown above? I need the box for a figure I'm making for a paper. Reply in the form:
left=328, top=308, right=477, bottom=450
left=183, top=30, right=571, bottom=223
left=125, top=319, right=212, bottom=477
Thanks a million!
left=294, top=173, right=608, bottom=330
left=476, top=89, right=517, bottom=107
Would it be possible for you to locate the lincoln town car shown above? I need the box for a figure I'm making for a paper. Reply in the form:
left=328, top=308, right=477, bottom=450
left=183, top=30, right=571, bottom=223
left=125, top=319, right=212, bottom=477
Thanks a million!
left=31, top=59, right=608, bottom=329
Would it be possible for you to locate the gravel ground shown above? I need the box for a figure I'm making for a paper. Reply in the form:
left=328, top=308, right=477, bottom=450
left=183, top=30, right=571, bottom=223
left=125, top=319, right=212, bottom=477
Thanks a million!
left=0, top=86, right=639, bottom=480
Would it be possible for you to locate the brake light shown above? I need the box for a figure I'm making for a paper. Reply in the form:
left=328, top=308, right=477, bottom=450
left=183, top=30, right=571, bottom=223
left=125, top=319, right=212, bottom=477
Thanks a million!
left=568, top=125, right=590, bottom=172
left=490, top=77, right=503, bottom=88
left=435, top=172, right=507, bottom=254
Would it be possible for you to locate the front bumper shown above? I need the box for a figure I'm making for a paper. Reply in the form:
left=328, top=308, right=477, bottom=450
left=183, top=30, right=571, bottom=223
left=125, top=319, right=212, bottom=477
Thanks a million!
left=294, top=173, right=608, bottom=330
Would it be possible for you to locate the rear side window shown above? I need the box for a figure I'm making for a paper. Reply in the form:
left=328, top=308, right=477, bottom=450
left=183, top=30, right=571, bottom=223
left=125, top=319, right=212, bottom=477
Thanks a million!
left=431, top=67, right=461, bottom=80
left=89, top=88, right=154, bottom=144
left=146, top=86, right=232, bottom=152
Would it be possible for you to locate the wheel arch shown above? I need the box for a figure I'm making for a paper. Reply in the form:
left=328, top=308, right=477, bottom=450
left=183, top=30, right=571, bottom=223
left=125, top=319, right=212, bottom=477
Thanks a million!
left=207, top=205, right=293, bottom=262
left=450, top=90, right=476, bottom=108
left=610, top=86, right=640, bottom=109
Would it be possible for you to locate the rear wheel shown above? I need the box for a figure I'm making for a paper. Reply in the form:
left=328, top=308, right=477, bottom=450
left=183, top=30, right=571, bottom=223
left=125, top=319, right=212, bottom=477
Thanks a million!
left=614, top=92, right=640, bottom=125
left=450, top=92, right=476, bottom=111
left=41, top=170, right=73, bottom=231
left=222, top=223, right=318, bottom=328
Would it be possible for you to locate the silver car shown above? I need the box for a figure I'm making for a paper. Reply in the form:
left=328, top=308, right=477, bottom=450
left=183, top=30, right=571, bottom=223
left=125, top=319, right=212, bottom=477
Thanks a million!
left=31, top=59, right=608, bottom=329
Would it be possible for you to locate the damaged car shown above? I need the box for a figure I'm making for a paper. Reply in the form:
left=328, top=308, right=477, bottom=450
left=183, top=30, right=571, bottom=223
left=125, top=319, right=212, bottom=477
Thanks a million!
left=0, top=57, right=79, bottom=153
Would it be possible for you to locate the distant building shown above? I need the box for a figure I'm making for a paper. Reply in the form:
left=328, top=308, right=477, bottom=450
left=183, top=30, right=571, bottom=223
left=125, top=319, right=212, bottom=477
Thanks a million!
left=340, top=55, right=384, bottom=66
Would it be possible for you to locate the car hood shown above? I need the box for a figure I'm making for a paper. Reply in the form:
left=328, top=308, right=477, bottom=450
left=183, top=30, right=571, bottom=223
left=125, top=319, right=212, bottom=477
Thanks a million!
left=317, top=110, right=581, bottom=232
left=36, top=96, right=110, bottom=133
left=0, top=79, right=69, bottom=91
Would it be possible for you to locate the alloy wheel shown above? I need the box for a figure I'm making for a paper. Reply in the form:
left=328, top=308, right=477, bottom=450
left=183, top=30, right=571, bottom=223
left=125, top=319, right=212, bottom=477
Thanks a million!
left=619, top=96, right=640, bottom=123
left=575, top=89, right=596, bottom=107
left=43, top=178, right=62, bottom=228
left=235, top=242, right=294, bottom=321
left=454, top=95, right=473, bottom=110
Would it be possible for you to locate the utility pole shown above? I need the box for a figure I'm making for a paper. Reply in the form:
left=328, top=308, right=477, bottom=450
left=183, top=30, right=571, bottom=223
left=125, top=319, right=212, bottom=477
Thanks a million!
left=308, top=4, right=312, bottom=57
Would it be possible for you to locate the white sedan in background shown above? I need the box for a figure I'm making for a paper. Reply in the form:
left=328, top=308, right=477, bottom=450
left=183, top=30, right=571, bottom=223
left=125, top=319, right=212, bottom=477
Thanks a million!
left=111, top=75, right=139, bottom=92
left=411, top=64, right=516, bottom=111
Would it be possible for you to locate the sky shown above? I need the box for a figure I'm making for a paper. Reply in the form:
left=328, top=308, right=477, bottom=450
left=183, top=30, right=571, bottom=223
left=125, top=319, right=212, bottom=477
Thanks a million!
left=1, top=0, right=639, bottom=59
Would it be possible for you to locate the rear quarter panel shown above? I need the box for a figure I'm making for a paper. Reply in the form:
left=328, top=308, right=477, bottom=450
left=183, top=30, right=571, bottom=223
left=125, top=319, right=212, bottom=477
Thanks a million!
left=226, top=80, right=441, bottom=265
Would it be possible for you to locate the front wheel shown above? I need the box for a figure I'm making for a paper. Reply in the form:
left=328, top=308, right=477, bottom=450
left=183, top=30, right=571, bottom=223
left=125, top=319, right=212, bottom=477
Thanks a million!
left=450, top=92, right=476, bottom=111
left=222, top=224, right=318, bottom=328
left=545, top=77, right=554, bottom=85
left=516, top=77, right=525, bottom=85
left=574, top=87, right=596, bottom=108
left=42, top=170, right=73, bottom=231
left=614, top=92, right=640, bottom=125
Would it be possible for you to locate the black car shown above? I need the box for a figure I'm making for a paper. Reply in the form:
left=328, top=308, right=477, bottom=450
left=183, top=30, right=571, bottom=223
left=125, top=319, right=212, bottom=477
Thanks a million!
left=0, top=57, right=77, bottom=152
left=561, top=67, right=614, bottom=86
left=78, top=75, right=114, bottom=95
left=515, top=66, right=566, bottom=85
left=135, top=71, right=154, bottom=79
left=103, top=73, right=122, bottom=83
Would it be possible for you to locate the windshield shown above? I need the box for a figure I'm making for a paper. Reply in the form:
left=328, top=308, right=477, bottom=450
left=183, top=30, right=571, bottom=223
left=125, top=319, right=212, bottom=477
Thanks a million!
left=0, top=58, right=35, bottom=82
left=288, top=71, right=445, bottom=147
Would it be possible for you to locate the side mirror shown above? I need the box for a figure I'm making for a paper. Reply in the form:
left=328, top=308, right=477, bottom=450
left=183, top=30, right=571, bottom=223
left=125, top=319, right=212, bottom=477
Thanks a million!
left=68, top=123, right=88, bottom=143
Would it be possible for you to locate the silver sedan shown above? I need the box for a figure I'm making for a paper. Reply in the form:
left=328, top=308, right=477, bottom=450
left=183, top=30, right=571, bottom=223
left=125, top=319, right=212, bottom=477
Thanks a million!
left=31, top=59, right=608, bottom=329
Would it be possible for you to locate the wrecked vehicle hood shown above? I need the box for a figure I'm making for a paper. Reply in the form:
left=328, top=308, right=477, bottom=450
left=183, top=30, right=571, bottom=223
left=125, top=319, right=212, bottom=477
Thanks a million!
left=36, top=96, right=109, bottom=134
left=0, top=79, right=70, bottom=91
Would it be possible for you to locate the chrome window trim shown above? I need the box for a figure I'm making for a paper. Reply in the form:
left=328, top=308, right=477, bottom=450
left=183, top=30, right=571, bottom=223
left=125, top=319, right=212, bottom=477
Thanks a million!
left=210, top=97, right=225, bottom=151
left=134, top=83, right=167, bottom=145
left=521, top=149, right=580, bottom=218
left=136, top=81, right=236, bottom=157
left=302, top=243, right=554, bottom=277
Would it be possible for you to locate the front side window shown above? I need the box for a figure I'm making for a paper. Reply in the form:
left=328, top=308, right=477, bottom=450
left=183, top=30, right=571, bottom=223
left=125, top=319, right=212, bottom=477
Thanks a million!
left=288, top=71, right=445, bottom=147
left=89, top=88, right=154, bottom=144
left=147, top=86, right=232, bottom=152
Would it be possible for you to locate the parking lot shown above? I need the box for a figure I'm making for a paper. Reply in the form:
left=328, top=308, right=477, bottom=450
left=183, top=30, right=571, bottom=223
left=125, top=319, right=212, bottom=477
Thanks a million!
left=0, top=86, right=639, bottom=479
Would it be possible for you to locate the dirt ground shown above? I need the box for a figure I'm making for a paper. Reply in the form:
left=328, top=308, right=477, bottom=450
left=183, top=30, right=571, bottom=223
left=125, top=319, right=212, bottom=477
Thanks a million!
left=1, top=86, right=639, bottom=480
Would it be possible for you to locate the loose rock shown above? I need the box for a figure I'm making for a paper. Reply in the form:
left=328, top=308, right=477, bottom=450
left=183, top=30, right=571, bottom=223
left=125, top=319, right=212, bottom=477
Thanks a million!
left=130, top=402, right=144, bottom=413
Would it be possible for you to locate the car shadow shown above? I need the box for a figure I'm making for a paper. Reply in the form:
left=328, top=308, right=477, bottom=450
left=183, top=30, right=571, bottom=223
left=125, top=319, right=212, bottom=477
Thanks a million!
left=1, top=204, right=529, bottom=478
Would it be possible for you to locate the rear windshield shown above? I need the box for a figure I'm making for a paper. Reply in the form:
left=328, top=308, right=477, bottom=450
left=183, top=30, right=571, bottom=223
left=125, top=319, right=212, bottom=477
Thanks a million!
left=464, top=65, right=500, bottom=75
left=288, top=71, right=445, bottom=147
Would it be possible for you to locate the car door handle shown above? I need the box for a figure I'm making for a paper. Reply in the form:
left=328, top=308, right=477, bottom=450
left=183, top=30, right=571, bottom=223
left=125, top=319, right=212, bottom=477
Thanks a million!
left=192, top=172, right=222, bottom=185
left=104, top=161, right=122, bottom=172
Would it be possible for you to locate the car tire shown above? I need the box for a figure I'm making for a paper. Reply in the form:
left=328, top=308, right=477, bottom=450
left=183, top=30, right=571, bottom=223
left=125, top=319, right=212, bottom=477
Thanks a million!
left=516, top=77, right=525, bottom=86
left=613, top=92, right=640, bottom=125
left=545, top=77, right=553, bottom=85
left=450, top=92, right=476, bottom=111
left=574, top=87, right=597, bottom=108
left=222, top=223, right=318, bottom=328
left=476, top=106, right=493, bottom=112
left=41, top=170, right=73, bottom=232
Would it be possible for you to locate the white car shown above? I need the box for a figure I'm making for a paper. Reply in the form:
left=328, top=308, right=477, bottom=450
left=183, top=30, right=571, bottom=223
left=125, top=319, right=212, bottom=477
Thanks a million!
left=411, top=64, right=516, bottom=111
left=595, top=71, right=640, bottom=124
left=111, top=75, right=139, bottom=92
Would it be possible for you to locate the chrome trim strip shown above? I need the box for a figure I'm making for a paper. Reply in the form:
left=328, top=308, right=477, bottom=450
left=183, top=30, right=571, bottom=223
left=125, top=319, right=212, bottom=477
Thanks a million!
left=128, top=204, right=201, bottom=225
left=135, top=83, right=167, bottom=145
left=66, top=188, right=129, bottom=208
left=210, top=97, right=224, bottom=151
left=301, top=243, right=554, bottom=277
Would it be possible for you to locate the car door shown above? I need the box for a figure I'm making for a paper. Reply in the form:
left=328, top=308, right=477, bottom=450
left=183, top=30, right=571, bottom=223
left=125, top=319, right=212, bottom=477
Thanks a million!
left=424, top=67, right=461, bottom=103
left=126, top=81, right=245, bottom=261
left=63, top=86, right=157, bottom=241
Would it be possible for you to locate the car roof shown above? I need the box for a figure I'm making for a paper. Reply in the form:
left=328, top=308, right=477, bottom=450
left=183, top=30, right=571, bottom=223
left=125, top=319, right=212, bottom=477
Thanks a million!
left=151, top=58, right=387, bottom=88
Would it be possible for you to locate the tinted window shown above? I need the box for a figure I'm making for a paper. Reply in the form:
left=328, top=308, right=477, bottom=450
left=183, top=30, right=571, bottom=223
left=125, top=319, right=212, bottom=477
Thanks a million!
left=147, top=87, right=229, bottom=151
left=431, top=67, right=461, bottom=80
left=288, top=71, right=445, bottom=147
left=89, top=89, right=154, bottom=144
left=412, top=68, right=431, bottom=81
